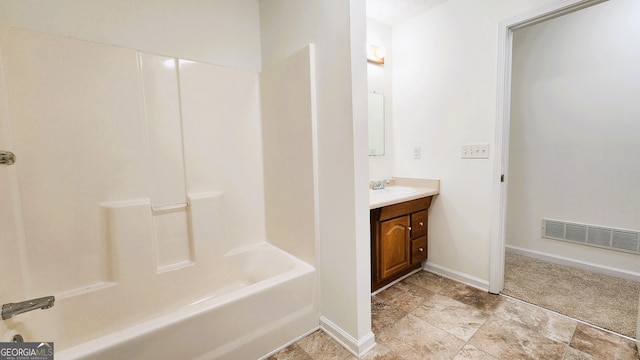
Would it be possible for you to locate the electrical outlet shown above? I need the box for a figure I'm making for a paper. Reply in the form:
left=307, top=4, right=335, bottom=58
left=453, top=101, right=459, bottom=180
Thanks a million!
left=476, top=144, right=489, bottom=158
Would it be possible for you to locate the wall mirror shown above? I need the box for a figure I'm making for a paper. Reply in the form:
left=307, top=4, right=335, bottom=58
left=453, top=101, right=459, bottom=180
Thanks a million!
left=368, top=92, right=385, bottom=156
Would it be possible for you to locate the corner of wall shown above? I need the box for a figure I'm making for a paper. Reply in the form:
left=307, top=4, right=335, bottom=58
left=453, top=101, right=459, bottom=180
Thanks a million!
left=319, top=316, right=376, bottom=357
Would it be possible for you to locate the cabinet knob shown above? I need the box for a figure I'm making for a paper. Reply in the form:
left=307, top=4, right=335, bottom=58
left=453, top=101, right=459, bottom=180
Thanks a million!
left=407, top=226, right=412, bottom=231
left=419, top=222, right=424, bottom=227
left=419, top=247, right=424, bottom=252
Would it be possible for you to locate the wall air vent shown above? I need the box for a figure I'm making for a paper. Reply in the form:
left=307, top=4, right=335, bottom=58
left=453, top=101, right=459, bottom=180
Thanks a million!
left=541, top=218, right=640, bottom=255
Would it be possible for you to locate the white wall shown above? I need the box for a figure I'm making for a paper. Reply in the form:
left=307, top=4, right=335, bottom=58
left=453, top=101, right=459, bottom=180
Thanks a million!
left=260, top=0, right=374, bottom=354
left=367, top=18, right=394, bottom=180
left=507, top=0, right=640, bottom=274
left=0, top=0, right=261, bottom=71
left=392, top=0, right=558, bottom=283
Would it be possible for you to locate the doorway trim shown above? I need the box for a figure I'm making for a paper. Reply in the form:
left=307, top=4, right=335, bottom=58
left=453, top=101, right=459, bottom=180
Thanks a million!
left=489, top=0, right=609, bottom=294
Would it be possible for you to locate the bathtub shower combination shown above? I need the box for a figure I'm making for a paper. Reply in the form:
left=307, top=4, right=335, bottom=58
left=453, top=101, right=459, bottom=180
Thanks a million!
left=0, top=25, right=319, bottom=359
left=49, top=195, right=318, bottom=360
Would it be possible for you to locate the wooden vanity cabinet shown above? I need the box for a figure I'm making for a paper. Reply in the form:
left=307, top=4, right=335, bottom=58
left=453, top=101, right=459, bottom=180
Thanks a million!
left=371, top=196, right=432, bottom=291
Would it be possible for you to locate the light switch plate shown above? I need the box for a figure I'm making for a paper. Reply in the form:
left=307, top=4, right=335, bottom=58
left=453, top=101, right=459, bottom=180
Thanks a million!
left=461, top=143, right=489, bottom=159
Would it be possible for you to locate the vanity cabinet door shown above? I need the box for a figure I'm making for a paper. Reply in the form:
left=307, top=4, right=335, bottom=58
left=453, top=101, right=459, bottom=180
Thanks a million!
left=410, top=236, right=427, bottom=265
left=379, top=216, right=411, bottom=280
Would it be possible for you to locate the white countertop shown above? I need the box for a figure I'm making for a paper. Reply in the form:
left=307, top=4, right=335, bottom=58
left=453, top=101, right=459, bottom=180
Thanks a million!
left=369, top=178, right=440, bottom=209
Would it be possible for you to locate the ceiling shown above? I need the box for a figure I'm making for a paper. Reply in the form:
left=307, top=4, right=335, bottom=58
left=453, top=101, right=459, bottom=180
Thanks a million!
left=366, top=0, right=447, bottom=26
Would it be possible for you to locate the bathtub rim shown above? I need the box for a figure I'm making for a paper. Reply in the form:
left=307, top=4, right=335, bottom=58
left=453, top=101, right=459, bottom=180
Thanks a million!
left=57, top=242, right=315, bottom=359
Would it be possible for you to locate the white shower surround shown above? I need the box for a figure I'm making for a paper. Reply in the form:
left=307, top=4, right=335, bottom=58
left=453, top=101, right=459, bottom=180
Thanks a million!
left=0, top=26, right=320, bottom=357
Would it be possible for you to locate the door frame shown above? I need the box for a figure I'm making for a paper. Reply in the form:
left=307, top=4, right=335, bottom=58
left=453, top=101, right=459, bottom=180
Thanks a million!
left=488, top=0, right=608, bottom=294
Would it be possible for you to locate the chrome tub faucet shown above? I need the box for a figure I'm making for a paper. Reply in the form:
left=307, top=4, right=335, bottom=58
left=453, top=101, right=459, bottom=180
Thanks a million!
left=2, top=296, right=55, bottom=320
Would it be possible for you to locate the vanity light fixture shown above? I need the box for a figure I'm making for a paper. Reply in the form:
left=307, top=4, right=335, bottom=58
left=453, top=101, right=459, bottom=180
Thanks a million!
left=367, top=44, right=386, bottom=65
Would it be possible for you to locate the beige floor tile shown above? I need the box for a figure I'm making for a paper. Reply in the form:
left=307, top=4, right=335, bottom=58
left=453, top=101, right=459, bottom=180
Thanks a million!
left=493, top=298, right=577, bottom=344
left=267, top=344, right=313, bottom=360
left=375, top=280, right=435, bottom=313
left=360, top=343, right=404, bottom=360
left=439, top=283, right=504, bottom=315
left=371, top=295, right=408, bottom=336
left=403, top=270, right=457, bottom=294
left=569, top=323, right=640, bottom=360
left=296, top=330, right=352, bottom=360
left=563, top=346, right=597, bottom=360
left=452, top=344, right=499, bottom=360
left=283, top=271, right=640, bottom=360
left=411, top=293, right=488, bottom=341
left=377, top=313, right=465, bottom=360
left=469, top=316, right=566, bottom=359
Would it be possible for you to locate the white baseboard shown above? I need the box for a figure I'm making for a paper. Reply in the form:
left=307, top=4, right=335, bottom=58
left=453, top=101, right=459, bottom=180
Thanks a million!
left=422, top=261, right=489, bottom=292
left=319, top=316, right=376, bottom=357
left=506, top=245, right=640, bottom=283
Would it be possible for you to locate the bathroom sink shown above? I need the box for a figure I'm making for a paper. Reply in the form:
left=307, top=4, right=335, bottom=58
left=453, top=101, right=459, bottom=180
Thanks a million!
left=370, top=186, right=418, bottom=195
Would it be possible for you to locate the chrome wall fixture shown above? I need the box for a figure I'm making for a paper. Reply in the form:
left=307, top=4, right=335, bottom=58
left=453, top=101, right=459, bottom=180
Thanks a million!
left=0, top=150, right=16, bottom=166
left=1, top=296, right=55, bottom=320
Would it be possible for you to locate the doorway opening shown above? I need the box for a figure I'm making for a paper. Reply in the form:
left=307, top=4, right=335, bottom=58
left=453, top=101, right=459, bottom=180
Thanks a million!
left=490, top=0, right=640, bottom=340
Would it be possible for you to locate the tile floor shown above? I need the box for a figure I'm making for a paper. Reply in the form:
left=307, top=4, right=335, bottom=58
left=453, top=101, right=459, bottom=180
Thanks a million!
left=268, top=271, right=640, bottom=360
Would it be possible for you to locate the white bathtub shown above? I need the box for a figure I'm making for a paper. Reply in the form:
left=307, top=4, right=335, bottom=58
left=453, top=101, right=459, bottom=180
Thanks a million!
left=56, top=243, right=318, bottom=360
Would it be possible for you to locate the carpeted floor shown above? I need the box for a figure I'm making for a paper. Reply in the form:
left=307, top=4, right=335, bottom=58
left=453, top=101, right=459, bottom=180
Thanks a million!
left=503, top=251, right=640, bottom=338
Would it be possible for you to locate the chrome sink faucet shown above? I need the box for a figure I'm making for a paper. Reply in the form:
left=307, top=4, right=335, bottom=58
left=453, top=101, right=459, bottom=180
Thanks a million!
left=370, top=179, right=390, bottom=190
left=2, top=296, right=55, bottom=320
